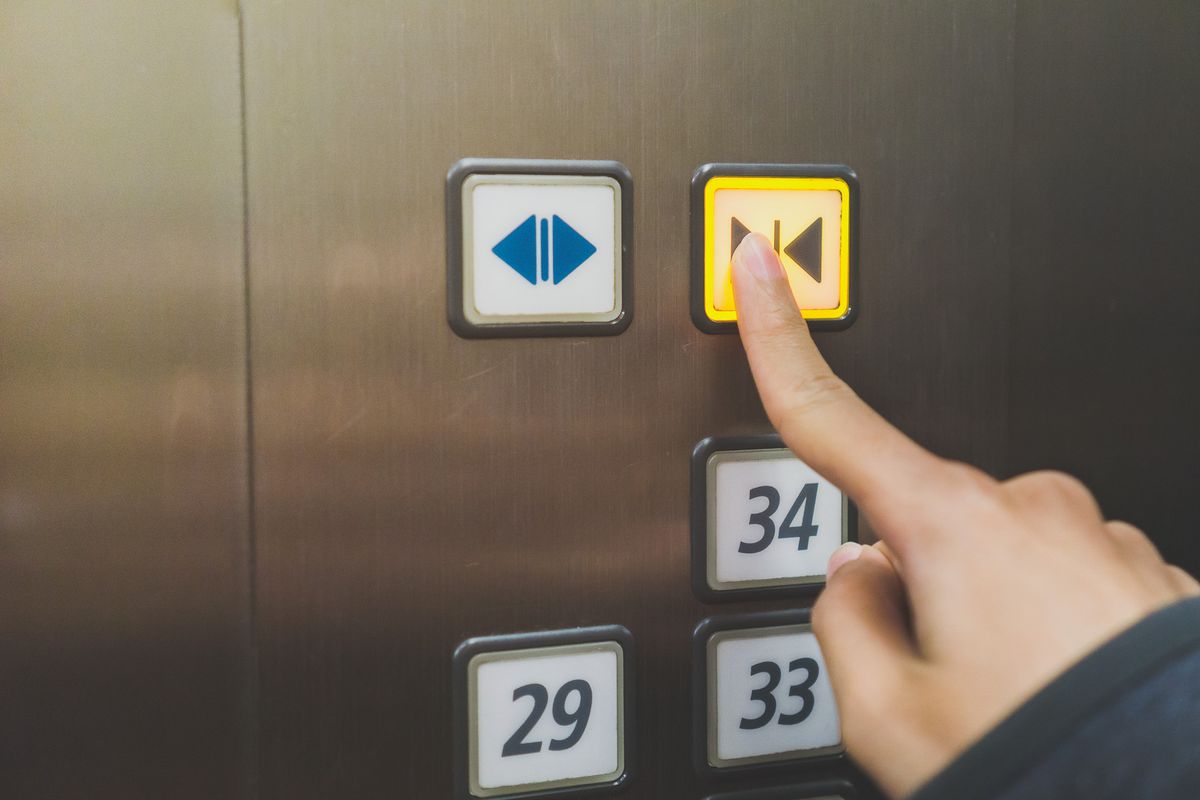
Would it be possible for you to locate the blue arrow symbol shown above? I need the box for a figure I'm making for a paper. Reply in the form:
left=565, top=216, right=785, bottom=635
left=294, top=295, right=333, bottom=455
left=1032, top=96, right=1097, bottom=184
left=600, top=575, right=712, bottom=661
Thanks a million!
left=491, top=214, right=538, bottom=285
left=491, top=214, right=597, bottom=286
left=551, top=215, right=597, bottom=284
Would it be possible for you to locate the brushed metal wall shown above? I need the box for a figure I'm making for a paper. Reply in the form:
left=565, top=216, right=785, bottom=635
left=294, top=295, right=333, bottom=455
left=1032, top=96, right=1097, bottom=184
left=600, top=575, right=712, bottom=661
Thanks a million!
left=1008, top=1, right=1200, bottom=576
left=240, top=2, right=1013, bottom=797
left=1, top=3, right=252, bottom=798
left=6, top=2, right=1200, bottom=799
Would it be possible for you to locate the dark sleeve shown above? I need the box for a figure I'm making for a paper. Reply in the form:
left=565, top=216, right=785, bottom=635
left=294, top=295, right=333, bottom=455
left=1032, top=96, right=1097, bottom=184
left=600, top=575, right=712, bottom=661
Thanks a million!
left=910, top=596, right=1200, bottom=800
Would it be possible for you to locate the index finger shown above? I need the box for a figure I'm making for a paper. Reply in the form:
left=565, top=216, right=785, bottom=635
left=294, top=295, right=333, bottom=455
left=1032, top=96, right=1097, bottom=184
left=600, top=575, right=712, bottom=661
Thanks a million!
left=731, top=233, right=952, bottom=538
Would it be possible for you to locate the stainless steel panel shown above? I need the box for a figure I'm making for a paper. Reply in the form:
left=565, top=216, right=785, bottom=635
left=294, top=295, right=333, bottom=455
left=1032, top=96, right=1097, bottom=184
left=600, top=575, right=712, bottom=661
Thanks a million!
left=1008, top=2, right=1200, bottom=574
left=0, top=3, right=252, bottom=798
left=241, top=2, right=1015, bottom=797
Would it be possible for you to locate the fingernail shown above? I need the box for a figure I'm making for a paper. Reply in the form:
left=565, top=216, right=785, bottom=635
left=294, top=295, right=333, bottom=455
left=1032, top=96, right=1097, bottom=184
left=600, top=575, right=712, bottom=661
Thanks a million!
left=734, top=232, right=786, bottom=280
left=827, top=541, right=863, bottom=580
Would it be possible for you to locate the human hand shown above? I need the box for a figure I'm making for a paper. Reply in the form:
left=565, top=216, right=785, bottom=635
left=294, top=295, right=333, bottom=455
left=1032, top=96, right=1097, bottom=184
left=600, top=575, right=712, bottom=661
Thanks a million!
left=730, top=232, right=1200, bottom=798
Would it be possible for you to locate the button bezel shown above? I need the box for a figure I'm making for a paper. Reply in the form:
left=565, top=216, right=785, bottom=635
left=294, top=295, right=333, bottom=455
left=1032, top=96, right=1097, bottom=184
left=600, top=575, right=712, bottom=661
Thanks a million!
left=447, top=158, right=633, bottom=338
left=452, top=625, right=635, bottom=800
left=689, top=162, right=859, bottom=334
left=693, top=610, right=846, bottom=782
left=691, top=435, right=858, bottom=603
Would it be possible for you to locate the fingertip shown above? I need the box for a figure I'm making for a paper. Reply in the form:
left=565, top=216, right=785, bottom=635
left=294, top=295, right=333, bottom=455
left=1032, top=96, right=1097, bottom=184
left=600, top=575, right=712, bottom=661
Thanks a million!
left=827, top=541, right=863, bottom=580
left=733, top=231, right=786, bottom=281
left=731, top=233, right=803, bottom=336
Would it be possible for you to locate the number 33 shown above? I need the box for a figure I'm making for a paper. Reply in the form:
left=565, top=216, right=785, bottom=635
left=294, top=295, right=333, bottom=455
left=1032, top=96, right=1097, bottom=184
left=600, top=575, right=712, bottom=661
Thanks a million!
left=739, top=657, right=820, bottom=730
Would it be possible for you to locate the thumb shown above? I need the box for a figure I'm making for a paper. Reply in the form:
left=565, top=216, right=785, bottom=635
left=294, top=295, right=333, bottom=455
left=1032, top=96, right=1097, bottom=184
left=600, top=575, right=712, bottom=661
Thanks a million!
left=813, top=544, right=916, bottom=707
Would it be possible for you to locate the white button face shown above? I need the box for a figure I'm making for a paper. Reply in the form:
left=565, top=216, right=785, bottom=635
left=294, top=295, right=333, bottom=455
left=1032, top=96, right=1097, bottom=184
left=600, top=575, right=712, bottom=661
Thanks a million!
left=463, top=174, right=621, bottom=324
left=709, top=448, right=847, bottom=591
left=470, top=642, right=624, bottom=797
left=709, top=625, right=841, bottom=767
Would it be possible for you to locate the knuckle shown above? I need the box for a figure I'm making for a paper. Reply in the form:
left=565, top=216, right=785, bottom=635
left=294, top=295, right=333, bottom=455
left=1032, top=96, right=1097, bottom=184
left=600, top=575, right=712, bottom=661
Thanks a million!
left=1106, top=520, right=1165, bottom=562
left=1034, top=469, right=1086, bottom=498
left=1038, top=470, right=1092, bottom=501
left=1168, top=565, right=1200, bottom=595
left=1006, top=469, right=1097, bottom=512
left=1107, top=520, right=1150, bottom=544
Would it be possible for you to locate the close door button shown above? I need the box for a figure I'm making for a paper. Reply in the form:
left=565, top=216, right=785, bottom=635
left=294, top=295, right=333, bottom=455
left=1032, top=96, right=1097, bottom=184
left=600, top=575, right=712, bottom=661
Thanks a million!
left=691, top=163, right=858, bottom=333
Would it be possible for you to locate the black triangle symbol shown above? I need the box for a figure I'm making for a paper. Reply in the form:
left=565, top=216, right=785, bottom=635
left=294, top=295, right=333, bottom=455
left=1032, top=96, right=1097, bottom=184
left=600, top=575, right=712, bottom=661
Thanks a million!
left=730, top=217, right=752, bottom=258
left=784, top=217, right=822, bottom=282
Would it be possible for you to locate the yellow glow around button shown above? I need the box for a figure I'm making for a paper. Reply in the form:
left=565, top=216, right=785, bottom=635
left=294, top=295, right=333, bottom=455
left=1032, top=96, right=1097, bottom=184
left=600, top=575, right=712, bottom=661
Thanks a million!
left=703, top=175, right=851, bottom=323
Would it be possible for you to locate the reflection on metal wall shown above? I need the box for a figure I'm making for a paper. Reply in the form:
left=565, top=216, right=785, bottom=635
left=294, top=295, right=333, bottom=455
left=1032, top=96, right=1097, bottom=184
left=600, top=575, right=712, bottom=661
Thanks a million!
left=0, top=3, right=251, bottom=798
left=1008, top=1, right=1200, bottom=569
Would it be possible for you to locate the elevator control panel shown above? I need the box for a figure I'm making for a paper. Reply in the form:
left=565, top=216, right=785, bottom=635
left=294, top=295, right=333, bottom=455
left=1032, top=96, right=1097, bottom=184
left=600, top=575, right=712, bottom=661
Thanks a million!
left=692, top=436, right=855, bottom=603
left=450, top=160, right=857, bottom=798
left=694, top=612, right=842, bottom=779
left=690, top=163, right=858, bottom=333
left=446, top=159, right=633, bottom=338
left=453, top=626, right=634, bottom=800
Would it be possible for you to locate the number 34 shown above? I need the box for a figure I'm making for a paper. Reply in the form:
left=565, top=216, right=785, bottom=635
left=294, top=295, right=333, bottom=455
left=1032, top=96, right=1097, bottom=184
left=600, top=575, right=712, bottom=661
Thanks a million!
left=740, top=483, right=819, bottom=554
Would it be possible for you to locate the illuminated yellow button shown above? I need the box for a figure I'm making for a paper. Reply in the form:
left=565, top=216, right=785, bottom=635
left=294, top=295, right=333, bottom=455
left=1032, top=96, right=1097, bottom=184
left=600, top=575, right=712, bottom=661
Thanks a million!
left=691, top=166, right=857, bottom=332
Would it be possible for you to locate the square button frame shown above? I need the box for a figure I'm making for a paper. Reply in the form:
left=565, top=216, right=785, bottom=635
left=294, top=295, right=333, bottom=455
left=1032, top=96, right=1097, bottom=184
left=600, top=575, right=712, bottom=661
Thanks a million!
left=446, top=158, right=634, bottom=338
left=452, top=625, right=636, bottom=800
left=693, top=610, right=846, bottom=783
left=690, top=163, right=859, bottom=334
left=691, top=435, right=858, bottom=603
